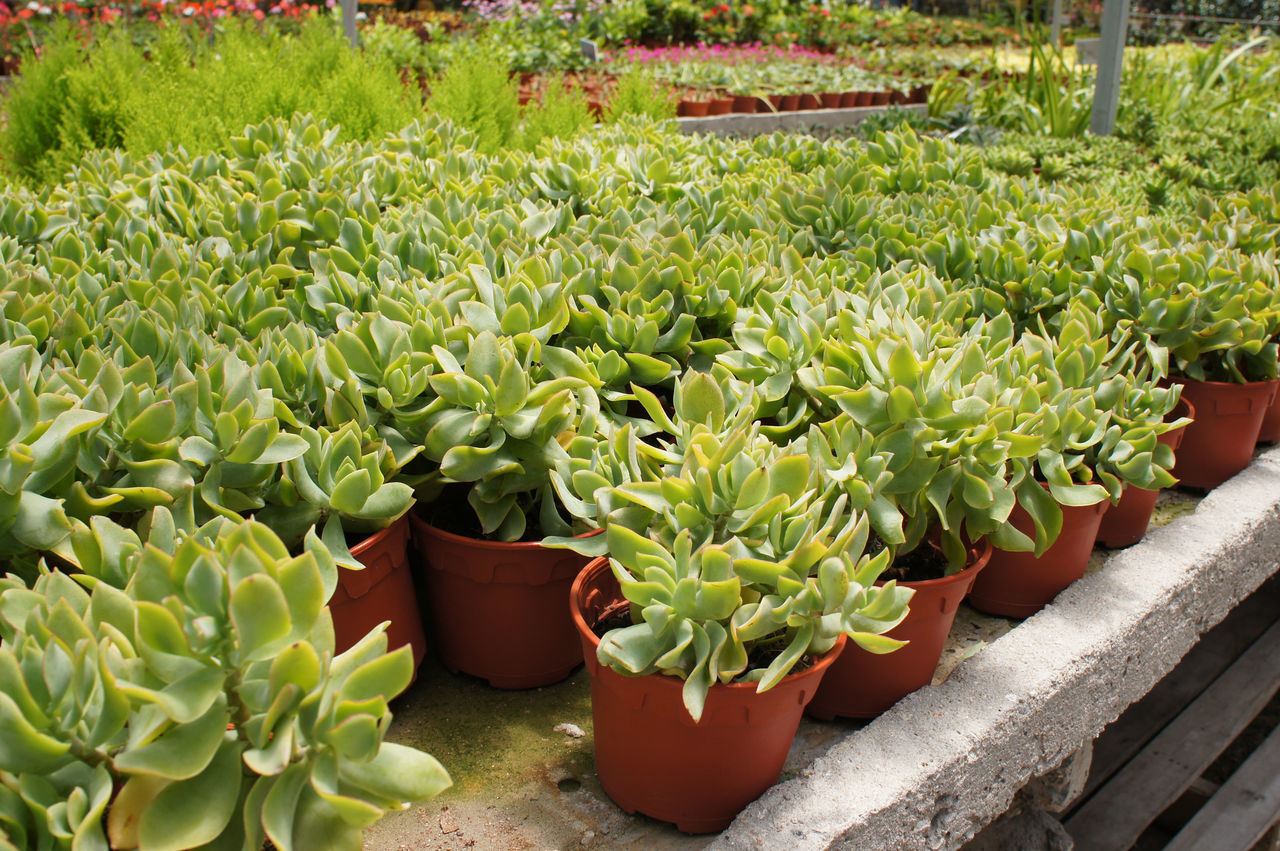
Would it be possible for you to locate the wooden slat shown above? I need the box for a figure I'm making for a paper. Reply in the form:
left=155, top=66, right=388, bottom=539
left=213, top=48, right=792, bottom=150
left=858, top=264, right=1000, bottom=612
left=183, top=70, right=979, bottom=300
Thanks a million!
left=1165, top=723, right=1280, bottom=851
left=1076, top=580, right=1280, bottom=804
left=1065, top=620, right=1280, bottom=851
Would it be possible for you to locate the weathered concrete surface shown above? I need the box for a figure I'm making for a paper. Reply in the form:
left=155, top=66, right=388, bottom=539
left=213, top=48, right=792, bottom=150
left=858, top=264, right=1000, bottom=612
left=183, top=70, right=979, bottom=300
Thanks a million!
left=713, top=447, right=1280, bottom=850
left=677, top=104, right=928, bottom=136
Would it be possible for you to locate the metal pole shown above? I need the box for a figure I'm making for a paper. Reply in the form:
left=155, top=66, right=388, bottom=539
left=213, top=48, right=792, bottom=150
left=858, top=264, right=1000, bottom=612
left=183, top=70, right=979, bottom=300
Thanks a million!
left=1089, top=0, right=1130, bottom=136
left=342, top=0, right=358, bottom=47
left=1051, top=0, right=1063, bottom=46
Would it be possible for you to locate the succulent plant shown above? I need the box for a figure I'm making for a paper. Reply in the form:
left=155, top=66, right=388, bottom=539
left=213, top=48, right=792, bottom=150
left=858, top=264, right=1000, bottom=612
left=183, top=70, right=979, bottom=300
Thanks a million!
left=552, top=370, right=911, bottom=721
left=0, top=513, right=449, bottom=851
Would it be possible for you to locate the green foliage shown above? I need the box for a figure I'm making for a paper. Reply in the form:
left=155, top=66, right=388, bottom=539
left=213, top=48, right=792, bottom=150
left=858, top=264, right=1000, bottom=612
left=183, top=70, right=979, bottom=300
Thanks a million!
left=0, top=17, right=421, bottom=186
left=425, top=40, right=522, bottom=154
left=605, top=69, right=679, bottom=122
left=0, top=514, right=449, bottom=851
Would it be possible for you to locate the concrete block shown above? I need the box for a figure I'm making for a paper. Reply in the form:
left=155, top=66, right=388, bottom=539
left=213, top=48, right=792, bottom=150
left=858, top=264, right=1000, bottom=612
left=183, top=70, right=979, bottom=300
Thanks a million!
left=678, top=104, right=928, bottom=137
left=714, top=447, right=1280, bottom=851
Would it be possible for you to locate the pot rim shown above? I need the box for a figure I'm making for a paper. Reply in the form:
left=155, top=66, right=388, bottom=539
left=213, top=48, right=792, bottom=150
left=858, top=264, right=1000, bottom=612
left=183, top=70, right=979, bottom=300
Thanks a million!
left=571, top=556, right=845, bottom=694
left=1169, top=375, right=1280, bottom=390
left=349, top=513, right=410, bottom=557
left=411, top=512, right=601, bottom=552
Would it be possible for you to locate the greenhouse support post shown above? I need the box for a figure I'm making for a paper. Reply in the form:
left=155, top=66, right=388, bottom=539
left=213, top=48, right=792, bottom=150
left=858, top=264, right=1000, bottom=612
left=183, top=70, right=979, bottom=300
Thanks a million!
left=342, top=0, right=358, bottom=47
left=1090, top=0, right=1130, bottom=135
left=1051, top=0, right=1063, bottom=45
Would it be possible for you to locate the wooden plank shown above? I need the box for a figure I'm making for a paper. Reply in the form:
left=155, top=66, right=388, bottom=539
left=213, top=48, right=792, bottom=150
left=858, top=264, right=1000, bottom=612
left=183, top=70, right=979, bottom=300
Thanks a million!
left=1075, top=580, right=1280, bottom=803
left=1065, top=620, right=1280, bottom=851
left=1166, top=724, right=1280, bottom=851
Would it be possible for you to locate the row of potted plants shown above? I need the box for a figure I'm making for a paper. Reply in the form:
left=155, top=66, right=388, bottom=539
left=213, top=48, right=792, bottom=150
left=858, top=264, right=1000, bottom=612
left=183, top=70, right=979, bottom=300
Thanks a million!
left=2, top=112, right=1280, bottom=840
left=674, top=84, right=931, bottom=117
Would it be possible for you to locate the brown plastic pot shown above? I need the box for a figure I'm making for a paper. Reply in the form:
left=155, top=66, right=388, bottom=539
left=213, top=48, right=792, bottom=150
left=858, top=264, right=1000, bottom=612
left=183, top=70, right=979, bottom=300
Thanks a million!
left=797, top=93, right=822, bottom=110
left=910, top=83, right=932, bottom=103
left=731, top=95, right=758, bottom=114
left=871, top=90, right=892, bottom=106
left=839, top=91, right=859, bottom=108
left=766, top=94, right=786, bottom=112
left=708, top=97, right=734, bottom=115
left=855, top=91, right=874, bottom=107
left=677, top=99, right=710, bottom=117
left=1257, top=373, right=1280, bottom=443
left=807, top=539, right=993, bottom=720
left=819, top=92, right=843, bottom=109
left=780, top=94, right=802, bottom=111
left=1096, top=398, right=1195, bottom=549
left=1169, top=376, right=1279, bottom=489
left=411, top=515, right=596, bottom=688
left=571, top=557, right=844, bottom=834
left=967, top=488, right=1109, bottom=618
left=331, top=516, right=427, bottom=671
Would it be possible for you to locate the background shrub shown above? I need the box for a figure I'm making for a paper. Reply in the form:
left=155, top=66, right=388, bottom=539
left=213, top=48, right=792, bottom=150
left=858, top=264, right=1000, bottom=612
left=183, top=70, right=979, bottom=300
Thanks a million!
left=0, top=17, right=422, bottom=186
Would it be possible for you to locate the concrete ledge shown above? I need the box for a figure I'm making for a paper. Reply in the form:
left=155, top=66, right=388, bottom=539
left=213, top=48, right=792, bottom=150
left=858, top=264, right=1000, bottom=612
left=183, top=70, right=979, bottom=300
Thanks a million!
left=715, top=446, right=1280, bottom=850
left=677, top=104, right=928, bottom=136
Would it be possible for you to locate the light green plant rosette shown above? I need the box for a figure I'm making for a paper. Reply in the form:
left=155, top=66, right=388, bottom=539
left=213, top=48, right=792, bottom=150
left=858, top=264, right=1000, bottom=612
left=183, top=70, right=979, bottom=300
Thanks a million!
left=552, top=370, right=912, bottom=722
left=0, top=512, right=449, bottom=851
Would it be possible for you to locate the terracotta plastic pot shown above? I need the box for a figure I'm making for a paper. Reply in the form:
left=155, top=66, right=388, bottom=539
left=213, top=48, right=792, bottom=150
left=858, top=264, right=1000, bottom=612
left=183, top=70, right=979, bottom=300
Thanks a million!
left=910, top=83, right=932, bottom=103
left=678, top=99, right=710, bottom=117
left=967, top=489, right=1109, bottom=618
left=889, top=89, right=909, bottom=104
left=1096, top=398, right=1195, bottom=549
left=839, top=91, right=859, bottom=108
left=1170, top=377, right=1279, bottom=489
left=807, top=539, right=992, bottom=720
left=731, top=95, right=758, bottom=114
left=780, top=94, right=802, bottom=111
left=819, top=92, right=843, bottom=109
left=411, top=516, right=595, bottom=689
left=855, top=91, right=874, bottom=107
left=797, top=93, right=822, bottom=110
left=767, top=94, right=786, bottom=112
left=1257, top=372, right=1280, bottom=443
left=331, top=516, right=427, bottom=670
left=708, top=97, right=734, bottom=115
left=571, top=558, right=844, bottom=834
left=871, top=90, right=892, bottom=106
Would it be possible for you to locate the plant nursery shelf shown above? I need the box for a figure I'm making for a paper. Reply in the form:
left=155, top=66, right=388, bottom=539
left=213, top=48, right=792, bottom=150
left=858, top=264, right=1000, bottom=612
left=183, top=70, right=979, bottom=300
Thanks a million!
left=366, top=450, right=1280, bottom=850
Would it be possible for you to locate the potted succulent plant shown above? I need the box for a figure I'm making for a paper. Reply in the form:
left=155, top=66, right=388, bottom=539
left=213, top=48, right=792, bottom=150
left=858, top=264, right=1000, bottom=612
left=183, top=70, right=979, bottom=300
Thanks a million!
left=1087, top=244, right=1280, bottom=489
left=0, top=512, right=449, bottom=850
left=967, top=310, right=1181, bottom=616
left=404, top=328, right=604, bottom=689
left=555, top=371, right=911, bottom=832
left=795, top=305, right=1025, bottom=717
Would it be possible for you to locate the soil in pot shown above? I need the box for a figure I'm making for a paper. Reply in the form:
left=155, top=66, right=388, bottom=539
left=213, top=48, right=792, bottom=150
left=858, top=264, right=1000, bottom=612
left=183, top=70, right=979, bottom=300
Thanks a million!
left=1170, top=377, right=1278, bottom=489
left=412, top=499, right=596, bottom=689
left=807, top=539, right=992, bottom=720
left=571, top=558, right=844, bottom=834
left=331, top=516, right=428, bottom=671
left=1097, top=397, right=1195, bottom=548
left=967, top=488, right=1109, bottom=618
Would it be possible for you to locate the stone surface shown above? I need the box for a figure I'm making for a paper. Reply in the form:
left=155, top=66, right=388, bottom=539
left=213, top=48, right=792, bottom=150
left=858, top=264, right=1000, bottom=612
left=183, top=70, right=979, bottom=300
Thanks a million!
left=713, top=448, right=1280, bottom=850
left=1019, top=743, right=1093, bottom=813
left=677, top=104, right=928, bottom=136
left=962, top=806, right=1074, bottom=851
